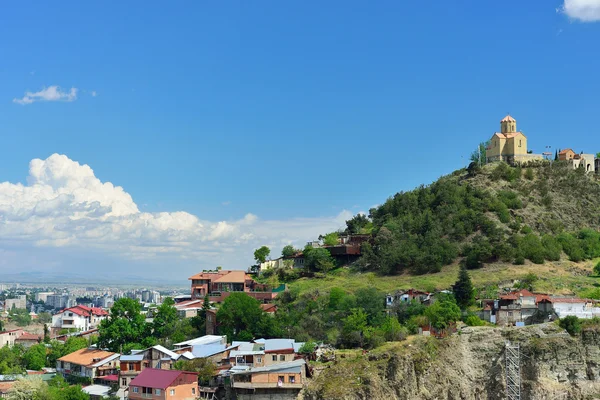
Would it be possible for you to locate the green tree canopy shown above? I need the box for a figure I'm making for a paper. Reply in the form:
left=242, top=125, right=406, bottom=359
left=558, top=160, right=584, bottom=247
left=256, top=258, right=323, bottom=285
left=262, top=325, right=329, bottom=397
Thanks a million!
left=322, top=232, right=339, bottom=246
left=23, top=344, right=46, bottom=371
left=216, top=293, right=275, bottom=340
left=345, top=214, right=372, bottom=234
left=98, top=298, right=150, bottom=353
left=254, top=246, right=271, bottom=264
left=452, top=265, right=475, bottom=309
left=173, top=358, right=216, bottom=384
left=152, top=297, right=178, bottom=339
left=303, top=245, right=335, bottom=272
left=281, top=245, right=297, bottom=258
left=424, top=298, right=461, bottom=330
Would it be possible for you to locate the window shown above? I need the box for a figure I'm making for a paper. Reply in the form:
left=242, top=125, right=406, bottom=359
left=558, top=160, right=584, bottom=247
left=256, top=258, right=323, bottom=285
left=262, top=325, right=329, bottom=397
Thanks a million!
left=280, top=355, right=285, bottom=361
left=192, top=388, right=196, bottom=395
left=129, top=363, right=134, bottom=370
left=519, top=139, right=522, bottom=147
left=132, top=387, right=139, bottom=393
left=278, top=376, right=284, bottom=386
left=289, top=376, right=296, bottom=383
left=122, top=378, right=127, bottom=386
left=257, top=357, right=262, bottom=363
left=155, top=389, right=161, bottom=395
left=272, top=355, right=277, bottom=361
left=170, top=389, right=175, bottom=395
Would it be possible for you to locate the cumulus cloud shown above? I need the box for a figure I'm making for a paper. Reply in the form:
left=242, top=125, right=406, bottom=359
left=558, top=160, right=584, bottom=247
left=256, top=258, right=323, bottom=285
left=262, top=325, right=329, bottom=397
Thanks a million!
left=561, top=0, right=600, bottom=21
left=13, top=86, right=78, bottom=105
left=0, top=155, right=350, bottom=277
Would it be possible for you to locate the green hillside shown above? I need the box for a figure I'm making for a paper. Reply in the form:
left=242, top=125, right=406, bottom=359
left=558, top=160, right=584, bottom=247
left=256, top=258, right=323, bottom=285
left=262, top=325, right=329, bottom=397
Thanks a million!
left=355, top=160, right=600, bottom=276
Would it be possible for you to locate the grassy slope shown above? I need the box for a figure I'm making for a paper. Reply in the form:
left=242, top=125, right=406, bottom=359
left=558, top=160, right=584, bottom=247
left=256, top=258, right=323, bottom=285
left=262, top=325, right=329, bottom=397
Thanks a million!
left=289, top=259, right=600, bottom=297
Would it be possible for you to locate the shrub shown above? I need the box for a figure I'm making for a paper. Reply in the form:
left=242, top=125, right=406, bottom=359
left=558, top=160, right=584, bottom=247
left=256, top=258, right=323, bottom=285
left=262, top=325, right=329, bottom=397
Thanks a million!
left=518, top=234, right=546, bottom=264
left=463, top=314, right=485, bottom=326
left=559, top=316, right=582, bottom=336
left=594, top=261, right=600, bottom=277
left=524, top=168, right=534, bottom=180
left=541, top=235, right=562, bottom=261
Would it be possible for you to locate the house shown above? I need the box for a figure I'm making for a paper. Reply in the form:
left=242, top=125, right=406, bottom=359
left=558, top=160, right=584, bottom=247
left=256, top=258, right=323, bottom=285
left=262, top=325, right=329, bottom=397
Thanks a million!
left=558, top=148, right=576, bottom=161
left=228, top=339, right=304, bottom=370
left=173, top=299, right=205, bottom=318
left=485, top=115, right=543, bottom=164
left=495, top=289, right=539, bottom=325
left=551, top=297, right=600, bottom=319
left=14, top=332, right=42, bottom=348
left=117, top=344, right=185, bottom=389
left=386, top=289, right=431, bottom=308
left=0, top=329, right=25, bottom=347
left=569, top=153, right=596, bottom=173
left=231, top=359, right=309, bottom=400
left=51, top=305, right=108, bottom=335
left=129, top=369, right=199, bottom=400
left=189, top=270, right=278, bottom=303
left=57, top=348, right=119, bottom=382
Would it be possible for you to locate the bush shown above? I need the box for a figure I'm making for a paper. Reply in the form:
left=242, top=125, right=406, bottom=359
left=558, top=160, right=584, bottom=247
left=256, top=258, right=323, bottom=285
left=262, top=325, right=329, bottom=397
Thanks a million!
left=541, top=235, right=562, bottom=261
left=594, top=261, right=600, bottom=277
left=518, top=234, right=545, bottom=264
left=463, top=314, right=485, bottom=326
left=559, top=316, right=582, bottom=336
left=524, top=168, right=534, bottom=180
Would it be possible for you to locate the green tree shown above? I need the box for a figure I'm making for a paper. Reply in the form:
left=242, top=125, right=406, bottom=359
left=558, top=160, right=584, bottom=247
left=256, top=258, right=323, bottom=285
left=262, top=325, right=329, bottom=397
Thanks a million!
left=424, top=299, right=461, bottom=330
left=470, top=141, right=489, bottom=165
left=6, top=377, right=48, bottom=400
left=173, top=358, right=216, bottom=384
left=452, top=265, right=475, bottom=309
left=340, top=308, right=368, bottom=348
left=322, top=232, right=339, bottom=246
left=10, top=308, right=32, bottom=327
left=355, top=287, right=385, bottom=326
left=23, top=344, right=46, bottom=370
left=281, top=245, right=297, bottom=258
left=254, top=246, right=271, bottom=264
left=37, top=312, right=52, bottom=324
left=216, top=293, right=273, bottom=340
left=379, top=317, right=407, bottom=342
left=152, top=297, right=178, bottom=339
left=0, top=345, right=25, bottom=374
left=345, top=214, right=372, bottom=234
left=303, top=245, right=335, bottom=272
left=98, top=298, right=150, bottom=353
left=559, top=316, right=582, bottom=336
left=594, top=261, right=600, bottom=277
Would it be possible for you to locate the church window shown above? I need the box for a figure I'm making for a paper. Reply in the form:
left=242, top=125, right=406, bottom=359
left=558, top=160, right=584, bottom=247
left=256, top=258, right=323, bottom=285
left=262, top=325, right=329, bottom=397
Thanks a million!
left=519, top=140, right=522, bottom=148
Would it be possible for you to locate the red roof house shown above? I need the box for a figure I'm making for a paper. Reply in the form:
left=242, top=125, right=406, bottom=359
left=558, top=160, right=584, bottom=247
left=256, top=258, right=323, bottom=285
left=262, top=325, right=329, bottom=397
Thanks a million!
left=129, top=369, right=198, bottom=400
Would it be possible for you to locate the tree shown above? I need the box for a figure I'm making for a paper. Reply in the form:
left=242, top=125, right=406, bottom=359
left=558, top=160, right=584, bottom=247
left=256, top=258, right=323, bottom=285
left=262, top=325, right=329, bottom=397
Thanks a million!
left=355, top=287, right=385, bottom=326
left=98, top=298, right=150, bottom=353
left=37, top=312, right=52, bottom=324
left=254, top=246, right=271, bottom=264
left=0, top=319, right=3, bottom=332
left=6, top=377, right=48, bottom=400
left=322, top=232, right=339, bottom=246
left=10, top=308, right=32, bottom=327
left=173, top=358, right=216, bottom=384
left=470, top=141, right=489, bottom=165
left=594, top=261, right=600, bottom=277
left=424, top=299, right=461, bottom=330
left=281, top=245, right=297, bottom=258
left=23, top=344, right=46, bottom=370
left=216, top=293, right=272, bottom=340
left=340, top=308, right=368, bottom=348
left=0, top=345, right=25, bottom=374
left=346, top=214, right=371, bottom=234
left=152, top=297, right=178, bottom=339
left=559, top=316, right=581, bottom=336
left=452, top=265, right=475, bottom=309
left=303, top=245, right=335, bottom=272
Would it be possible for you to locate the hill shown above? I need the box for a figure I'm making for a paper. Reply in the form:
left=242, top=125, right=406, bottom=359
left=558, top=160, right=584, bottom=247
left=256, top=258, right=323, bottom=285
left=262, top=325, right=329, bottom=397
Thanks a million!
left=353, top=160, right=600, bottom=276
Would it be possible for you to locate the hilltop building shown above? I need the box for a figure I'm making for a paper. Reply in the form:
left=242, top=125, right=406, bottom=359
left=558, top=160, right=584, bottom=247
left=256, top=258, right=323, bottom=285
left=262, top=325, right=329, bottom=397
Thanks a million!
left=188, top=270, right=279, bottom=303
left=559, top=149, right=596, bottom=173
left=485, top=115, right=543, bottom=164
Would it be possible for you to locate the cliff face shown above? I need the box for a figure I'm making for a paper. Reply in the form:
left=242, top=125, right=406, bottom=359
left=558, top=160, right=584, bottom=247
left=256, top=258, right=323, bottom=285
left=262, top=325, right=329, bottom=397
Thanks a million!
left=302, top=323, right=600, bottom=400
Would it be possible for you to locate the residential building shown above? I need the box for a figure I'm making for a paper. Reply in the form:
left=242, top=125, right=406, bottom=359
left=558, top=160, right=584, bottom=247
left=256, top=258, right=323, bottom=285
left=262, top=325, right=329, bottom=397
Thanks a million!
left=386, top=289, right=431, bottom=308
left=14, top=332, right=42, bottom=348
left=0, top=329, right=25, bottom=347
left=34, top=292, right=55, bottom=303
left=228, top=339, right=304, bottom=369
left=51, top=305, right=109, bottom=335
left=57, top=348, right=120, bottom=382
left=129, top=369, right=198, bottom=400
left=231, top=359, right=309, bottom=400
left=485, top=115, right=543, bottom=164
left=46, top=294, right=76, bottom=310
left=4, top=296, right=26, bottom=310
left=189, top=270, right=277, bottom=303
left=558, top=148, right=576, bottom=161
left=173, top=299, right=205, bottom=318
left=495, top=289, right=539, bottom=325
left=118, top=344, right=184, bottom=389
left=568, top=153, right=596, bottom=173
left=552, top=297, right=600, bottom=319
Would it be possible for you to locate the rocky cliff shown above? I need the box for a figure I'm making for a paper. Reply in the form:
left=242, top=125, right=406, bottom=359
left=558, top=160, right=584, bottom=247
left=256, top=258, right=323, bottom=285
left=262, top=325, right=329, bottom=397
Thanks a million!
left=302, top=323, right=600, bottom=400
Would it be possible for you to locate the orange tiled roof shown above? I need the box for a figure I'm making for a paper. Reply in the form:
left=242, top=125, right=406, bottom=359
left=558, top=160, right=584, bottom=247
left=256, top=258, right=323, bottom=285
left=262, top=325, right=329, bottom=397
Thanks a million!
left=501, top=115, right=516, bottom=122
left=559, top=148, right=574, bottom=155
left=16, top=332, right=42, bottom=341
left=57, top=348, right=116, bottom=367
left=189, top=270, right=252, bottom=283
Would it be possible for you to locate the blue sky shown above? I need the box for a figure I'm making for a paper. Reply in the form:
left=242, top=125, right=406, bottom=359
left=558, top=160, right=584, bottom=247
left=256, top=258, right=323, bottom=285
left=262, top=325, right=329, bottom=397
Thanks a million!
left=1, top=1, right=599, bottom=282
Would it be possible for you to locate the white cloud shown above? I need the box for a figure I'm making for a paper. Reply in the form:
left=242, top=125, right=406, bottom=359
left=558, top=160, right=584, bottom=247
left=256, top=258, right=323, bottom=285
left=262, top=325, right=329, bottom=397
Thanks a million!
left=0, top=154, right=350, bottom=278
left=561, top=0, right=600, bottom=22
left=13, top=86, right=78, bottom=105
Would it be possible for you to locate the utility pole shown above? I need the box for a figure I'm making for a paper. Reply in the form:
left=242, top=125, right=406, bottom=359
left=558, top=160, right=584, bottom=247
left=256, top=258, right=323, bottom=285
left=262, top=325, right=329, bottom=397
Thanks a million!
left=505, top=341, right=521, bottom=400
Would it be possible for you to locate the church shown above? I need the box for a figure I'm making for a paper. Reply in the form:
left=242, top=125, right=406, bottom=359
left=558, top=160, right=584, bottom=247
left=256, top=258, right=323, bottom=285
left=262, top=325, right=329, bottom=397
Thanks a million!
left=485, top=115, right=543, bottom=164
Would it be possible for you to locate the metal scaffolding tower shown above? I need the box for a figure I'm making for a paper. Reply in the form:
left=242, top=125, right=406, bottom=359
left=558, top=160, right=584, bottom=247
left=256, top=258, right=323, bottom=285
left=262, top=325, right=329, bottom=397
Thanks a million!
left=505, top=341, right=521, bottom=400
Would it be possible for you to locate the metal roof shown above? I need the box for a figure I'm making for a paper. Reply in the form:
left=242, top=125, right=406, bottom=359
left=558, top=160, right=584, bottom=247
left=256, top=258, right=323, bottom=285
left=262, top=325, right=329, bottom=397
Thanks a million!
left=120, top=354, right=144, bottom=362
left=174, top=335, right=225, bottom=348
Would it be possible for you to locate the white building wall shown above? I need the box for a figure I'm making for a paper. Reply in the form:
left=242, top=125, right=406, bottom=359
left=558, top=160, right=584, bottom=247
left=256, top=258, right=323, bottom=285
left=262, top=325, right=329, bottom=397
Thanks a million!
left=52, top=311, right=89, bottom=331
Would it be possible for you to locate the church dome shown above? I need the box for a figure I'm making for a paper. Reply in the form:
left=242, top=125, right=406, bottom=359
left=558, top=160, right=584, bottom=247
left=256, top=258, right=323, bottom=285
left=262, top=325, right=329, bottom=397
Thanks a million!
left=501, top=115, right=516, bottom=123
